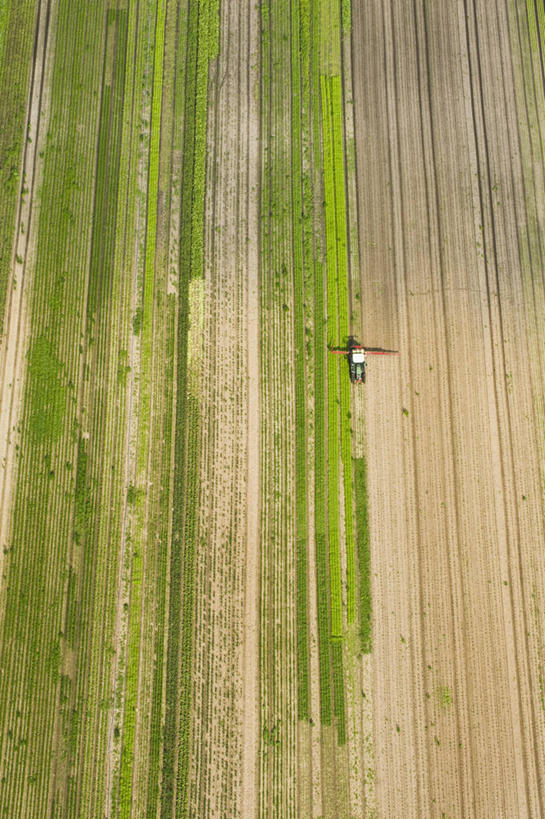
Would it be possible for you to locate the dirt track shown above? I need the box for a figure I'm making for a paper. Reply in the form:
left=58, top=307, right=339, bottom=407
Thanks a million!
left=352, top=0, right=545, bottom=815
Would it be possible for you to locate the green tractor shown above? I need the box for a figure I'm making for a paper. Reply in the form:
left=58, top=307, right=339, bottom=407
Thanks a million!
left=329, top=342, right=398, bottom=383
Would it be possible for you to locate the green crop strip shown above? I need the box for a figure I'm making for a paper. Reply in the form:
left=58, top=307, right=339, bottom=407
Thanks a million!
left=190, top=0, right=219, bottom=281
left=0, top=0, right=9, bottom=65
left=87, top=10, right=128, bottom=318
left=329, top=74, right=356, bottom=626
left=26, top=335, right=67, bottom=441
left=146, top=295, right=176, bottom=816
left=137, top=0, right=167, bottom=475
left=0, top=1, right=111, bottom=812
left=318, top=0, right=353, bottom=747
left=353, top=457, right=371, bottom=651
left=525, top=0, right=545, bottom=63
left=291, top=0, right=310, bottom=723
left=321, top=69, right=356, bottom=642
left=141, top=0, right=182, bottom=810
left=341, top=0, right=351, bottom=34
left=118, top=0, right=166, bottom=813
left=310, top=0, right=333, bottom=727
left=162, top=1, right=218, bottom=815
left=0, top=0, right=41, bottom=333
left=64, top=8, right=129, bottom=812
left=160, top=0, right=191, bottom=809
left=321, top=74, right=343, bottom=641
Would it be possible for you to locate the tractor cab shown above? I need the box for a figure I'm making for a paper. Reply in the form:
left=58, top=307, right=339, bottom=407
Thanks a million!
left=349, top=347, right=366, bottom=383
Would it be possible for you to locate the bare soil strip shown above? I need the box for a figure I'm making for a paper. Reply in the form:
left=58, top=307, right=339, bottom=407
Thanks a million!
left=186, top=0, right=260, bottom=814
left=352, top=0, right=545, bottom=815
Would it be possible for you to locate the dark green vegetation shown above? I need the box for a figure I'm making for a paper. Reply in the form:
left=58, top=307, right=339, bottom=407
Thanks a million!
left=0, top=0, right=372, bottom=813
left=162, top=1, right=218, bottom=815
left=260, top=0, right=363, bottom=770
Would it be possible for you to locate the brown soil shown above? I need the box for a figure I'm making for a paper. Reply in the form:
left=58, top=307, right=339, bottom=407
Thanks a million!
left=187, top=0, right=261, bottom=815
left=352, top=0, right=545, bottom=815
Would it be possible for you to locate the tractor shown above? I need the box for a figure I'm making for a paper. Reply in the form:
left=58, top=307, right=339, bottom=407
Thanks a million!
left=329, top=342, right=398, bottom=383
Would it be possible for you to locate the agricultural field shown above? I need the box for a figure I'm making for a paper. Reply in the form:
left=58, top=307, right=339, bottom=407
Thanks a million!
left=0, top=0, right=544, bottom=817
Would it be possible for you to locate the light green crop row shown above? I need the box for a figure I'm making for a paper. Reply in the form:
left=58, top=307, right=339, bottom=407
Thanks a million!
left=321, top=73, right=343, bottom=640
left=311, top=0, right=333, bottom=726
left=525, top=0, right=545, bottom=60
left=328, top=74, right=356, bottom=625
left=0, top=1, right=112, bottom=813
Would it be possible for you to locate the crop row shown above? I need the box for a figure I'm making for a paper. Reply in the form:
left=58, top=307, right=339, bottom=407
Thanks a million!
left=65, top=10, right=131, bottom=815
left=318, top=1, right=353, bottom=754
left=310, top=0, right=333, bottom=730
left=260, top=7, right=289, bottom=811
left=138, top=0, right=185, bottom=812
left=259, top=0, right=301, bottom=809
left=104, top=2, right=158, bottom=814
left=159, top=0, right=194, bottom=811
left=145, top=293, right=176, bottom=816
left=162, top=0, right=219, bottom=815
left=321, top=74, right=343, bottom=641
left=0, top=0, right=39, bottom=334
left=0, top=1, right=112, bottom=813
left=328, top=74, right=357, bottom=626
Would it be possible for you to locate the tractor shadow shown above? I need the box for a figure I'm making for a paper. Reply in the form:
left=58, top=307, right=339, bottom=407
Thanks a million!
left=347, top=335, right=398, bottom=355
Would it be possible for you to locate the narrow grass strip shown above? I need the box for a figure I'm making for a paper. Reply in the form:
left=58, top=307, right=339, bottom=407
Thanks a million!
left=353, top=457, right=371, bottom=652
